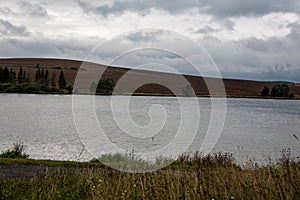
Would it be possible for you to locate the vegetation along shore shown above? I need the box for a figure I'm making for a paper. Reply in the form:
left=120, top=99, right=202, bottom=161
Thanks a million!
left=0, top=143, right=299, bottom=199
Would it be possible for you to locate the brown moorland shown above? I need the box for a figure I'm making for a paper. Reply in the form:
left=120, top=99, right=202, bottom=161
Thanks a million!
left=0, top=58, right=299, bottom=97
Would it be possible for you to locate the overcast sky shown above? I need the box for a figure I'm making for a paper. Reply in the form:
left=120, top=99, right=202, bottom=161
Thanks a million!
left=1, top=0, right=300, bottom=82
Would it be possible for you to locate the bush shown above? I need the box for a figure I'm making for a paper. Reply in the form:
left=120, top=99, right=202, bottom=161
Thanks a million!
left=91, top=78, right=116, bottom=95
left=289, top=92, right=295, bottom=98
left=66, top=84, right=73, bottom=94
left=271, top=84, right=289, bottom=97
left=3, top=83, right=48, bottom=93
left=261, top=86, right=270, bottom=96
left=0, top=83, right=13, bottom=91
left=0, top=142, right=29, bottom=159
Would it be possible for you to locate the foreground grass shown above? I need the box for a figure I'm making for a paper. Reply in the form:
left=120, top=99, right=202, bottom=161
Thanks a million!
left=0, top=153, right=300, bottom=199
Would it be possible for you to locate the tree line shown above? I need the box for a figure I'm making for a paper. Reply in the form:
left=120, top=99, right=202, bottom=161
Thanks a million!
left=0, top=66, right=72, bottom=94
left=261, top=84, right=295, bottom=98
left=90, top=78, right=116, bottom=95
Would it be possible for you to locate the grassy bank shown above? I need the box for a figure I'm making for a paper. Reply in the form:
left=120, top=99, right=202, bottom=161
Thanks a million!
left=0, top=152, right=300, bottom=199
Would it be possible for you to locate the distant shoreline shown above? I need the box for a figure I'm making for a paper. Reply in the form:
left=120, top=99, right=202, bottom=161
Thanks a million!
left=0, top=58, right=299, bottom=98
left=0, top=91, right=299, bottom=100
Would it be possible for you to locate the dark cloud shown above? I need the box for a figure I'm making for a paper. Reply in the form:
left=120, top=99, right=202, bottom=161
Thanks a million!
left=201, top=0, right=299, bottom=18
left=124, top=30, right=164, bottom=42
left=78, top=0, right=199, bottom=17
left=0, top=19, right=30, bottom=36
left=78, top=0, right=300, bottom=18
left=195, top=26, right=221, bottom=34
left=218, top=19, right=235, bottom=30
left=200, top=27, right=300, bottom=82
left=0, top=0, right=299, bottom=82
left=0, top=35, right=97, bottom=61
left=221, top=65, right=300, bottom=82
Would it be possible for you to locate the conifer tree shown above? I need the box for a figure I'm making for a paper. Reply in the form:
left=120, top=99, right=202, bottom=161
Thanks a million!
left=58, top=71, right=66, bottom=90
left=17, top=67, right=23, bottom=84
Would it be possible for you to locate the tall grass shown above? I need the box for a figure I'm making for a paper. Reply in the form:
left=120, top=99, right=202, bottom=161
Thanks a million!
left=0, top=142, right=29, bottom=159
left=0, top=151, right=299, bottom=199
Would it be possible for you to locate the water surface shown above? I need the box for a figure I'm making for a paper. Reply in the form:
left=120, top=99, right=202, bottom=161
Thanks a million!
left=0, top=94, right=299, bottom=165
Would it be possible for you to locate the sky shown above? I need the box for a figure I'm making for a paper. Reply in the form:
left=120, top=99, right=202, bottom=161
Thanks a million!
left=1, top=0, right=300, bottom=82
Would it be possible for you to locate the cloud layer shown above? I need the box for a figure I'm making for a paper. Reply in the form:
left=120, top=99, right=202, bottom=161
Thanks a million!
left=0, top=0, right=300, bottom=82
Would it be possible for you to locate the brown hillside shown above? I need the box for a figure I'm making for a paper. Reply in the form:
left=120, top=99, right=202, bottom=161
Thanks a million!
left=0, top=58, right=299, bottom=96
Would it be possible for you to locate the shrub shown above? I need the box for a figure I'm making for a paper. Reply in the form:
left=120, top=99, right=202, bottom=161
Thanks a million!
left=271, top=84, right=289, bottom=97
left=0, top=83, right=13, bottom=91
left=91, top=78, right=116, bottom=95
left=0, top=142, right=29, bottom=159
left=261, top=86, right=270, bottom=96
left=289, top=92, right=295, bottom=98
left=66, top=84, right=73, bottom=94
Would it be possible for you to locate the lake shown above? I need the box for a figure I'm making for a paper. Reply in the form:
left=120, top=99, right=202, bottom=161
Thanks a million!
left=0, top=94, right=299, bottom=165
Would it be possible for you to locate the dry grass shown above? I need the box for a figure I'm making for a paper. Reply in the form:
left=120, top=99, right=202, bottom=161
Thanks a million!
left=0, top=151, right=300, bottom=199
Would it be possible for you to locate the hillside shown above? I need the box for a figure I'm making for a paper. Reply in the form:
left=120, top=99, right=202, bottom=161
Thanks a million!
left=0, top=58, right=299, bottom=97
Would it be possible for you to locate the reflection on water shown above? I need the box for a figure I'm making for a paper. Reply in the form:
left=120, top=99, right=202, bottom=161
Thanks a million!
left=0, top=94, right=299, bottom=165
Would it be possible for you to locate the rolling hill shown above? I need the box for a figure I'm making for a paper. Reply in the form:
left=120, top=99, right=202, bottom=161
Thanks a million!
left=0, top=58, right=299, bottom=97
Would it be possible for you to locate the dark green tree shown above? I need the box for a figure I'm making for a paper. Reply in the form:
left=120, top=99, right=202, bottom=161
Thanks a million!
left=261, top=86, right=270, bottom=96
left=3, top=67, right=9, bottom=83
left=58, top=71, right=66, bottom=90
left=96, top=78, right=116, bottom=95
left=271, top=84, right=289, bottom=97
left=51, top=72, right=56, bottom=88
left=40, top=68, right=45, bottom=85
left=289, top=92, right=295, bottom=98
left=44, top=69, right=50, bottom=87
left=17, top=67, right=23, bottom=84
left=0, top=67, right=3, bottom=83
left=9, top=69, right=16, bottom=84
left=35, top=69, right=40, bottom=84
left=66, top=84, right=73, bottom=94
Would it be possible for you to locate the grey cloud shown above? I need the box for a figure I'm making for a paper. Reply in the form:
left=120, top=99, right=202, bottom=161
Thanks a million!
left=20, top=0, right=48, bottom=17
left=221, top=65, right=300, bottom=82
left=195, top=26, right=221, bottom=34
left=0, top=7, right=13, bottom=15
left=0, top=34, right=100, bottom=61
left=218, top=19, right=235, bottom=30
left=124, top=30, right=164, bottom=42
left=201, top=0, right=300, bottom=18
left=0, top=38, right=60, bottom=57
left=78, top=0, right=199, bottom=17
left=78, top=0, right=300, bottom=18
left=200, top=28, right=300, bottom=82
left=0, top=19, right=30, bottom=36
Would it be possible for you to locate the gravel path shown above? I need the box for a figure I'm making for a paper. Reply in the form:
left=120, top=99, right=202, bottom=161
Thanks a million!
left=0, top=165, right=103, bottom=179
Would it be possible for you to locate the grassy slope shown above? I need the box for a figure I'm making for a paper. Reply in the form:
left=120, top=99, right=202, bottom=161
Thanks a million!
left=0, top=155, right=300, bottom=199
